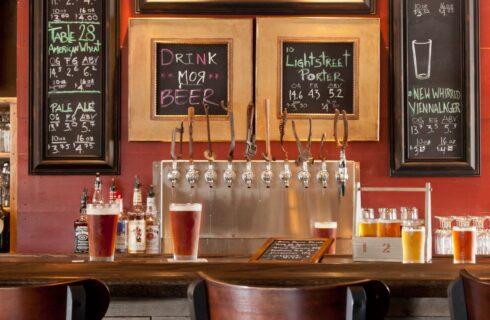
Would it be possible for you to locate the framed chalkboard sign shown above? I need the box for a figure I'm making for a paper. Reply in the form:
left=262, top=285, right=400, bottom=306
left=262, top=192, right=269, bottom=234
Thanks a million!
left=29, top=0, right=119, bottom=174
left=249, top=238, right=333, bottom=263
left=136, top=0, right=375, bottom=15
left=256, top=18, right=380, bottom=142
left=390, top=0, right=479, bottom=176
left=153, top=41, right=230, bottom=118
left=128, top=18, right=253, bottom=142
left=281, top=40, right=358, bottom=119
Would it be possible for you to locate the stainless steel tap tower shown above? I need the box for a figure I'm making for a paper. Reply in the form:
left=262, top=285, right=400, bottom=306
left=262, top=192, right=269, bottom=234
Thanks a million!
left=153, top=160, right=359, bottom=256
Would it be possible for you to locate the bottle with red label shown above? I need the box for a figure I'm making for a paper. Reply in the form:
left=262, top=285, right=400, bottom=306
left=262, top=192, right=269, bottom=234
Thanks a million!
left=145, top=185, right=161, bottom=254
left=127, top=176, right=145, bottom=254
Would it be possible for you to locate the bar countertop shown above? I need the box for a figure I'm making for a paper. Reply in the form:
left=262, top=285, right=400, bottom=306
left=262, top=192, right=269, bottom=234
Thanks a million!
left=0, top=254, right=489, bottom=298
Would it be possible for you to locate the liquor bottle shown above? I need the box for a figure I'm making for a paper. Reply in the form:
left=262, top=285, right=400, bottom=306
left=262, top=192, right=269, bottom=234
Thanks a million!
left=74, top=188, right=89, bottom=254
left=92, top=172, right=104, bottom=205
left=113, top=180, right=128, bottom=253
left=145, top=185, right=161, bottom=254
left=109, top=178, right=117, bottom=204
left=127, top=176, right=145, bottom=254
left=0, top=162, right=10, bottom=253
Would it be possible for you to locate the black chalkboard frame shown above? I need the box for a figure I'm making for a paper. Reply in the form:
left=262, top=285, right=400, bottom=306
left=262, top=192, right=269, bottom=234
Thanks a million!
left=249, top=238, right=333, bottom=263
left=390, top=0, right=480, bottom=176
left=136, top=0, right=375, bottom=14
left=29, top=0, right=120, bottom=175
left=151, top=39, right=231, bottom=119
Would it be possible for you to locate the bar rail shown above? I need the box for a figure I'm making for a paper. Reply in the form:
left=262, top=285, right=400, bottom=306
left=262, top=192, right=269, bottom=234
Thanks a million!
left=0, top=254, right=488, bottom=299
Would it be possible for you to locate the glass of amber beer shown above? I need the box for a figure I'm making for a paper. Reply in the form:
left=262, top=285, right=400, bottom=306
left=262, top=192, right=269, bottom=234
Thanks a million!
left=377, top=208, right=401, bottom=237
left=452, top=225, right=476, bottom=264
left=87, top=203, right=119, bottom=262
left=169, top=203, right=202, bottom=261
left=313, top=221, right=337, bottom=254
left=402, top=221, right=425, bottom=263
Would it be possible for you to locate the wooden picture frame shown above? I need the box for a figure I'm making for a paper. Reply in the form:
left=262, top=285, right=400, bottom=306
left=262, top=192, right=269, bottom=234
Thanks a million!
left=29, top=0, right=120, bottom=174
left=256, top=18, right=380, bottom=142
left=128, top=18, right=253, bottom=142
left=135, top=0, right=376, bottom=15
left=249, top=238, right=333, bottom=263
left=390, top=0, right=480, bottom=176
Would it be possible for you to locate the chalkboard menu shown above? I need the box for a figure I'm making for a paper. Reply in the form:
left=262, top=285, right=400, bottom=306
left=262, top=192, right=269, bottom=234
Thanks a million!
left=155, top=43, right=229, bottom=117
left=281, top=41, right=356, bottom=117
left=391, top=0, right=479, bottom=176
left=30, top=0, right=119, bottom=174
left=250, top=238, right=332, bottom=263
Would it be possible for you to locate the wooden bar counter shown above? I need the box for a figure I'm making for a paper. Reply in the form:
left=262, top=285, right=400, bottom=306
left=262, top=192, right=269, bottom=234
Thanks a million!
left=0, top=254, right=487, bottom=319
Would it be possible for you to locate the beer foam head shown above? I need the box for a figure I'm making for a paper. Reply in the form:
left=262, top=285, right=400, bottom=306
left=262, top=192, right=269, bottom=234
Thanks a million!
left=314, top=221, right=337, bottom=229
left=169, top=203, right=202, bottom=212
left=86, top=203, right=119, bottom=215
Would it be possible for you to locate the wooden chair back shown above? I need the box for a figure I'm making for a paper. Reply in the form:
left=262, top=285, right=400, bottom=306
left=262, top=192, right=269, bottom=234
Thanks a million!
left=448, top=269, right=490, bottom=320
left=188, top=272, right=390, bottom=320
left=0, top=278, right=110, bottom=320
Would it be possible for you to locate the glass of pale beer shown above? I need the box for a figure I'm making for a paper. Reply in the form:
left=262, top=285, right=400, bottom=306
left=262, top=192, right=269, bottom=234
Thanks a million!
left=169, top=203, right=202, bottom=261
left=87, top=203, right=119, bottom=262
left=402, top=221, right=425, bottom=263
left=358, top=208, right=377, bottom=237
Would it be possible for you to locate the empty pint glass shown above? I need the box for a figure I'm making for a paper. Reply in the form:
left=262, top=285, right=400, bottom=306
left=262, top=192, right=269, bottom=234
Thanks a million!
left=169, top=203, right=202, bottom=261
left=452, top=226, right=476, bottom=264
left=87, top=203, right=119, bottom=262
left=313, top=221, right=337, bottom=254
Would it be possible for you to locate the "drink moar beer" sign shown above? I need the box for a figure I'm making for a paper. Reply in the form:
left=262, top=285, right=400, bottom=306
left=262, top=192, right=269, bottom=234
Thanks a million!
left=155, top=42, right=229, bottom=117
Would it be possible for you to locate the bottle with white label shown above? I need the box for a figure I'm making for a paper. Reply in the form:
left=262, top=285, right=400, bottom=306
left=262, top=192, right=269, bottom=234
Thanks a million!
left=145, top=185, right=161, bottom=254
left=127, top=176, right=145, bottom=254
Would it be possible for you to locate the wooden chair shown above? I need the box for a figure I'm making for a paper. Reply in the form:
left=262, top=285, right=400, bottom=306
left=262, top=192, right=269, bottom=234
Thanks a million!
left=0, top=278, right=110, bottom=320
left=448, top=269, right=490, bottom=320
left=188, top=272, right=390, bottom=320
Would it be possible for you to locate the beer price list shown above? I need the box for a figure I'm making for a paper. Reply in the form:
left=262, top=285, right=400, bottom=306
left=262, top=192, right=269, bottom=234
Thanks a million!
left=46, top=0, right=103, bottom=157
left=406, top=0, right=464, bottom=159
left=281, top=41, right=355, bottom=115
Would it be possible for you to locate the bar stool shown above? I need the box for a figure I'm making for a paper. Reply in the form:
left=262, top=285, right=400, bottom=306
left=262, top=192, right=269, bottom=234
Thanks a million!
left=448, top=269, right=490, bottom=320
left=0, top=278, right=110, bottom=320
left=188, top=272, right=390, bottom=320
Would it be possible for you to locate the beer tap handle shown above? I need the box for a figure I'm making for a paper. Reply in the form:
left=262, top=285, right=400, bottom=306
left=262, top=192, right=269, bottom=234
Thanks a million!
left=188, top=106, right=195, bottom=163
left=244, top=102, right=257, bottom=161
left=221, top=101, right=235, bottom=163
left=261, top=99, right=272, bottom=162
left=334, top=108, right=349, bottom=150
left=279, top=108, right=288, bottom=161
left=203, top=104, right=215, bottom=162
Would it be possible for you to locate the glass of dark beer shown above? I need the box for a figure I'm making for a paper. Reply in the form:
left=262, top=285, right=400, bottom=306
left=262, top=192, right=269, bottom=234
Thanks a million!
left=169, top=203, right=202, bottom=261
left=87, top=203, right=119, bottom=262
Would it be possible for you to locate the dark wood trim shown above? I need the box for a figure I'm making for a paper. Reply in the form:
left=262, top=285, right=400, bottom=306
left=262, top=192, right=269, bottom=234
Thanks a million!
left=29, top=0, right=120, bottom=175
left=390, top=0, right=480, bottom=176
left=135, top=0, right=375, bottom=14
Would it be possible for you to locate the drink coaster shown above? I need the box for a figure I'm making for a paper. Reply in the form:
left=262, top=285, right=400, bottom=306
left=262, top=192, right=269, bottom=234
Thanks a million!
left=167, top=258, right=208, bottom=263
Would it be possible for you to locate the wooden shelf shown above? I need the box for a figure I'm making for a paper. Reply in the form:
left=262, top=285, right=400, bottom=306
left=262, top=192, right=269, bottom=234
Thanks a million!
left=0, top=153, right=10, bottom=159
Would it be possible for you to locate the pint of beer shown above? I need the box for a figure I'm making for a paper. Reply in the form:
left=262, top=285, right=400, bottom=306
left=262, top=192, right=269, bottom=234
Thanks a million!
left=169, top=203, right=202, bottom=261
left=452, top=226, right=476, bottom=264
left=87, top=204, right=119, bottom=262
left=402, top=224, right=425, bottom=263
left=313, top=221, right=337, bottom=254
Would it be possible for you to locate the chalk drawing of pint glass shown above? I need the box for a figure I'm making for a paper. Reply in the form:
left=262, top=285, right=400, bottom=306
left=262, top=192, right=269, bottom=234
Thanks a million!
left=412, top=39, right=432, bottom=80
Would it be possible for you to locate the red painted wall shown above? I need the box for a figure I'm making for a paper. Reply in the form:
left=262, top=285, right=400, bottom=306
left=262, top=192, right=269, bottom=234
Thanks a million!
left=15, top=0, right=490, bottom=252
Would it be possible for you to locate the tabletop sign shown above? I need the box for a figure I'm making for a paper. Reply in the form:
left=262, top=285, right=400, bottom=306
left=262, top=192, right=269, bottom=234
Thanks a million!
left=391, top=0, right=479, bottom=176
left=155, top=43, right=229, bottom=117
left=249, top=238, right=333, bottom=263
left=30, top=0, right=119, bottom=174
left=281, top=41, right=356, bottom=117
